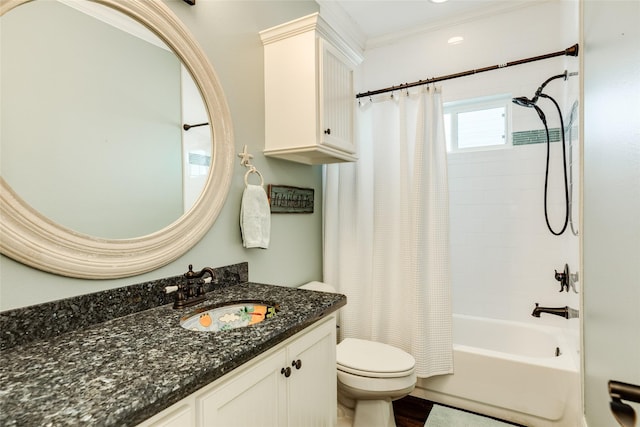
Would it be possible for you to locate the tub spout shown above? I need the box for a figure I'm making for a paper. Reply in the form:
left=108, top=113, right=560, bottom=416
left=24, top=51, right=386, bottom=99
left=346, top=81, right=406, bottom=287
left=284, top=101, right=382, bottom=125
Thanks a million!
left=532, top=303, right=579, bottom=319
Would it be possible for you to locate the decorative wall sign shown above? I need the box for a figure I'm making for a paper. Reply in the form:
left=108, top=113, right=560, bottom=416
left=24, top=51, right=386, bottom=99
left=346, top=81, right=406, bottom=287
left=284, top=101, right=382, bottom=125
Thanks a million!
left=268, top=185, right=314, bottom=213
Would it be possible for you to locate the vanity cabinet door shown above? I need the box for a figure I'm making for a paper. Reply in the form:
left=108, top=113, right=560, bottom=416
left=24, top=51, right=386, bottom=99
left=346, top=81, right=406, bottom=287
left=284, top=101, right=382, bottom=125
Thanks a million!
left=197, top=348, right=288, bottom=427
left=198, top=317, right=336, bottom=427
left=287, top=317, right=337, bottom=427
left=137, top=316, right=337, bottom=427
left=137, top=402, right=195, bottom=427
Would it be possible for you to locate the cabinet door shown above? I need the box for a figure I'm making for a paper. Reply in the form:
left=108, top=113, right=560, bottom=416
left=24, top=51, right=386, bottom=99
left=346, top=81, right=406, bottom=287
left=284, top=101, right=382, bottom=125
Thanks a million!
left=286, top=318, right=337, bottom=427
left=197, top=349, right=287, bottom=427
left=138, top=403, right=194, bottom=427
left=319, top=38, right=356, bottom=155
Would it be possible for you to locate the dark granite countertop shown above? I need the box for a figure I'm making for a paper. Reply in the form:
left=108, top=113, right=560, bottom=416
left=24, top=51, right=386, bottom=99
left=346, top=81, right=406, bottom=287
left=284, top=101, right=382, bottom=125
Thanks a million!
left=0, top=282, right=346, bottom=427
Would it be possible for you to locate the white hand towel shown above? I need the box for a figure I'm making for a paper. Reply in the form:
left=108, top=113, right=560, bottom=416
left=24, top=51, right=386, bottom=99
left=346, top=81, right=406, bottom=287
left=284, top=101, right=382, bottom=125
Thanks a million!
left=240, top=184, right=271, bottom=249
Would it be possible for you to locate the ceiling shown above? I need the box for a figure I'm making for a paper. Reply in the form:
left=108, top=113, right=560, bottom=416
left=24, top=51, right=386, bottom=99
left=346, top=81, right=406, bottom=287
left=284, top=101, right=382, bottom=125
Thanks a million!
left=320, top=0, right=540, bottom=44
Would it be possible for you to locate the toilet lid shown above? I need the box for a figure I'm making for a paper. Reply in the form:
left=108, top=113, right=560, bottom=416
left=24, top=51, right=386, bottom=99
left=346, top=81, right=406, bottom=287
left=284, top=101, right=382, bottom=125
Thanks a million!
left=337, top=338, right=415, bottom=377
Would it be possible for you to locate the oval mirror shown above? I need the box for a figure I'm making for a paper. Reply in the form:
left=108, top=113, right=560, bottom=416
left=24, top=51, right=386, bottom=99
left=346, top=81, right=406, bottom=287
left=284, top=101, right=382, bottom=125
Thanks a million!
left=0, top=0, right=234, bottom=279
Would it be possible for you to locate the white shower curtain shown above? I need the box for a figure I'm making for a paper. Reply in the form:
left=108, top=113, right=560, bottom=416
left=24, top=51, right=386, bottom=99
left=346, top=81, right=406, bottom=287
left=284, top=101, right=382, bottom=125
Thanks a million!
left=323, top=87, right=453, bottom=378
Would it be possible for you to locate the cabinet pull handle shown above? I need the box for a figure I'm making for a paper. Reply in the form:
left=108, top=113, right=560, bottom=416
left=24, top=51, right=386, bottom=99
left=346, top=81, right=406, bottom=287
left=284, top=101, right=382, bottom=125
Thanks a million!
left=324, top=128, right=331, bottom=135
left=281, top=367, right=291, bottom=378
left=292, top=359, right=302, bottom=370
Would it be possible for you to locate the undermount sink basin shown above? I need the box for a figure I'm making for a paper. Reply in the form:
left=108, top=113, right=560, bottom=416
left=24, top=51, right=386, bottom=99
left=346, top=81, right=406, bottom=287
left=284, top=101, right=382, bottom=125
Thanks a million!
left=180, top=300, right=279, bottom=332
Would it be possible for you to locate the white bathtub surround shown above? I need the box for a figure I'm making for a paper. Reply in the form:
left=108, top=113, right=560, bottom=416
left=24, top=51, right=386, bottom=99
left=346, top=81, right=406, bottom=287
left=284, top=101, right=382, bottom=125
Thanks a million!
left=447, top=143, right=580, bottom=327
left=414, top=314, right=580, bottom=427
left=324, top=86, right=453, bottom=378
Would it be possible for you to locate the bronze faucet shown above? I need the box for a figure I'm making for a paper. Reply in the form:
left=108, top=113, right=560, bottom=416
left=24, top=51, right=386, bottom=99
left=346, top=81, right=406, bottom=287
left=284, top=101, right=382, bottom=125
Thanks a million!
left=172, top=264, right=216, bottom=309
left=531, top=303, right=579, bottom=319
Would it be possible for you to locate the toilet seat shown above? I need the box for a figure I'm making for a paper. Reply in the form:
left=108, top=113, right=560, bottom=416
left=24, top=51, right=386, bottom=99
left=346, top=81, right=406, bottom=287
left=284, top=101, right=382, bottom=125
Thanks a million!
left=338, top=364, right=414, bottom=378
left=337, top=338, right=416, bottom=378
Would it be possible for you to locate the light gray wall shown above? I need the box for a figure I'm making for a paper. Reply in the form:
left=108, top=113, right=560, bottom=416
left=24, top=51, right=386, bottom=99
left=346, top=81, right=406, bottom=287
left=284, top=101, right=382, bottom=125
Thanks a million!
left=0, top=0, right=323, bottom=310
left=582, top=0, right=640, bottom=425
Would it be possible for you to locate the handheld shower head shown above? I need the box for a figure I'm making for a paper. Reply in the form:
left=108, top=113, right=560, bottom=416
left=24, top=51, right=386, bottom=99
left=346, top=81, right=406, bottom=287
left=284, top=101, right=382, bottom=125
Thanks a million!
left=512, top=96, right=536, bottom=108
left=512, top=97, right=547, bottom=125
left=532, top=104, right=547, bottom=125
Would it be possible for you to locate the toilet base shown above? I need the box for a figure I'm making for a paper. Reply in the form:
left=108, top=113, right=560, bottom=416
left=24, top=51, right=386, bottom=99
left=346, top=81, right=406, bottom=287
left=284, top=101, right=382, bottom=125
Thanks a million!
left=337, top=398, right=398, bottom=427
left=337, top=401, right=354, bottom=427
left=338, top=383, right=414, bottom=427
left=353, top=399, right=395, bottom=427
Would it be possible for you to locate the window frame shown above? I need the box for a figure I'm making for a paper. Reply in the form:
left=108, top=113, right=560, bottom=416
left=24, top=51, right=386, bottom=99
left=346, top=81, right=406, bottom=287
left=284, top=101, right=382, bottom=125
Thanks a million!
left=444, top=94, right=512, bottom=153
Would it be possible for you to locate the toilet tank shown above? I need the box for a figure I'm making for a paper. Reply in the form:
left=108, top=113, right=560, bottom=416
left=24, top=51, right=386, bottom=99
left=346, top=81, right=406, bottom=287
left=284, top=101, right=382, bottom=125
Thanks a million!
left=299, top=281, right=337, bottom=293
left=300, top=281, right=341, bottom=342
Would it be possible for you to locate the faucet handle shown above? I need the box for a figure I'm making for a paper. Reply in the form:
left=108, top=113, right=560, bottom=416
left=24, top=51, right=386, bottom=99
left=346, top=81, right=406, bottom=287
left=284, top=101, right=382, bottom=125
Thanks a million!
left=555, top=270, right=567, bottom=292
left=184, top=264, right=197, bottom=279
left=555, top=264, right=570, bottom=292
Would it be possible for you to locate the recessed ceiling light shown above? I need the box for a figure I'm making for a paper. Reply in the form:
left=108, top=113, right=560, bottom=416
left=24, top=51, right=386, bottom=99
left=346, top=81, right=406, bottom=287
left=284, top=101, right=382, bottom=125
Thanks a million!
left=430, top=0, right=449, bottom=3
left=448, top=36, right=464, bottom=45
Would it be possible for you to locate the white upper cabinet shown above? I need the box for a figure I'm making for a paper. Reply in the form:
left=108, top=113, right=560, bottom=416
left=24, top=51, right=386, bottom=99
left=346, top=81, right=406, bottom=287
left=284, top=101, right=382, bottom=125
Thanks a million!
left=260, top=13, right=363, bottom=165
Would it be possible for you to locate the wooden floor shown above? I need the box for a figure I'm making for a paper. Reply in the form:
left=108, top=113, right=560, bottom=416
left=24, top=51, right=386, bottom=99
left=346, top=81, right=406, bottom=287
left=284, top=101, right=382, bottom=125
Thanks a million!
left=393, top=395, right=434, bottom=427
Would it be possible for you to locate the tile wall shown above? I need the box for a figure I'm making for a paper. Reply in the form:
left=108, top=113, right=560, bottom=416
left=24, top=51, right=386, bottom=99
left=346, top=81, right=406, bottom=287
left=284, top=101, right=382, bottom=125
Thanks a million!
left=448, top=140, right=580, bottom=327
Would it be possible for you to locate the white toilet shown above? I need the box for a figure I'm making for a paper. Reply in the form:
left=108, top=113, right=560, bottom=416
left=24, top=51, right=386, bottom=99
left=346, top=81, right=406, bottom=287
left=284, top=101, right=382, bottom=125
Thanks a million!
left=300, top=282, right=417, bottom=427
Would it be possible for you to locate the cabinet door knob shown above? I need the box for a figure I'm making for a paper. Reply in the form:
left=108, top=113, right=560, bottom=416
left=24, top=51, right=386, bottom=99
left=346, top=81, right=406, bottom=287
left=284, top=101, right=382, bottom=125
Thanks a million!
left=324, top=128, right=331, bottom=135
left=281, top=367, right=291, bottom=378
left=292, top=359, right=302, bottom=370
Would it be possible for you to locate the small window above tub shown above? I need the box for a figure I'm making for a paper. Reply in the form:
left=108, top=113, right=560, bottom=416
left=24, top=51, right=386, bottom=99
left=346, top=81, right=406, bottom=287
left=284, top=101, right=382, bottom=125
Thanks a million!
left=444, top=94, right=512, bottom=152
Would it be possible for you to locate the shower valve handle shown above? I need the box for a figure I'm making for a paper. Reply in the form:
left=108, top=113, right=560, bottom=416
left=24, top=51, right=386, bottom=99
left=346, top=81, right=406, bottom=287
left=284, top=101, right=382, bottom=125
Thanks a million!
left=555, top=270, right=567, bottom=292
left=555, top=264, right=570, bottom=292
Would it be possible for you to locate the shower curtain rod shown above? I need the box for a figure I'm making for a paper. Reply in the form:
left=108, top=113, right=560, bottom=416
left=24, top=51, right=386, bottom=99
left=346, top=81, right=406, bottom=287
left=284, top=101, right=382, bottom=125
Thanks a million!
left=355, top=43, right=579, bottom=99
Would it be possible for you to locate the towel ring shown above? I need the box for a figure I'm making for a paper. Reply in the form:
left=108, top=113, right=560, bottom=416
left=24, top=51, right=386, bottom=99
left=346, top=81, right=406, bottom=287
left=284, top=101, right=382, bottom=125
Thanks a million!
left=244, top=168, right=264, bottom=187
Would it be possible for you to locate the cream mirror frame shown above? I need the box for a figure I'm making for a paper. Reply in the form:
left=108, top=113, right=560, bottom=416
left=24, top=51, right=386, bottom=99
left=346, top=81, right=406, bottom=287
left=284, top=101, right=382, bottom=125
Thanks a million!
left=0, top=0, right=234, bottom=279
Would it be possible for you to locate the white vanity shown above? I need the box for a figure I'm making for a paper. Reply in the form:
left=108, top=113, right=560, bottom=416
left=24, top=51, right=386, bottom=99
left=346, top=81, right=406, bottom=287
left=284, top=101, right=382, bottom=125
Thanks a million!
left=0, top=280, right=346, bottom=426
left=139, top=315, right=337, bottom=427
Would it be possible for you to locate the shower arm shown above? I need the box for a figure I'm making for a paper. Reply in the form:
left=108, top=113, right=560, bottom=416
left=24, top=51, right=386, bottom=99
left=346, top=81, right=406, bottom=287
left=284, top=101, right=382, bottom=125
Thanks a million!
left=532, top=71, right=568, bottom=103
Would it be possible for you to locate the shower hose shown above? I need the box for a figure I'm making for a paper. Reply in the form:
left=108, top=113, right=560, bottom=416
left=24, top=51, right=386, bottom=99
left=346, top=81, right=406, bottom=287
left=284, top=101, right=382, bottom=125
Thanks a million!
left=539, top=93, right=570, bottom=236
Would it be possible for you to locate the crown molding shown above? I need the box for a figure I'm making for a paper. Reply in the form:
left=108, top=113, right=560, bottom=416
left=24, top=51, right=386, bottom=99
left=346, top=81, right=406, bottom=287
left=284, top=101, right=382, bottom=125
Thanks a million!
left=316, top=0, right=366, bottom=56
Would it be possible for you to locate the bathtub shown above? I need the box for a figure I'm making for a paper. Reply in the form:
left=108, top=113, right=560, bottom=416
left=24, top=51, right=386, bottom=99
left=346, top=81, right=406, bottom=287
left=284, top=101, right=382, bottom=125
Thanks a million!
left=413, top=314, right=580, bottom=427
